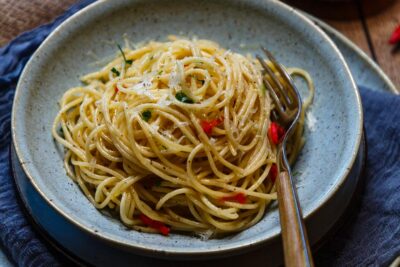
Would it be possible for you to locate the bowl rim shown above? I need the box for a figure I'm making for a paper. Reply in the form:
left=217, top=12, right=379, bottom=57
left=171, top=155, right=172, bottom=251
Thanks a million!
left=11, top=0, right=363, bottom=258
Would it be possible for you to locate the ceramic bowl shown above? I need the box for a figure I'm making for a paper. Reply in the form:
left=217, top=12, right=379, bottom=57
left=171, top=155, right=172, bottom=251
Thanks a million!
left=12, top=0, right=362, bottom=260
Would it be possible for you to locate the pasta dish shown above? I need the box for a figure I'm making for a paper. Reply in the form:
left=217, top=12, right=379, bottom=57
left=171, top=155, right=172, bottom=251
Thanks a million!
left=52, top=37, right=313, bottom=237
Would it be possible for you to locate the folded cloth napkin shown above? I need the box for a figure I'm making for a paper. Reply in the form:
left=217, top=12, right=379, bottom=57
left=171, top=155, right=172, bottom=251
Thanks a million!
left=315, top=87, right=400, bottom=266
left=0, top=1, right=399, bottom=266
left=0, top=2, right=95, bottom=266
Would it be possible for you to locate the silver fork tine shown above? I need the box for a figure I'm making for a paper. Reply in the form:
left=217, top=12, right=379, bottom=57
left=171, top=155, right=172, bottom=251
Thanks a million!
left=256, top=54, right=292, bottom=108
left=256, top=56, right=283, bottom=107
left=260, top=48, right=295, bottom=108
left=262, top=76, right=282, bottom=109
left=257, top=56, right=293, bottom=125
left=261, top=47, right=298, bottom=109
left=261, top=74, right=291, bottom=123
left=261, top=47, right=293, bottom=107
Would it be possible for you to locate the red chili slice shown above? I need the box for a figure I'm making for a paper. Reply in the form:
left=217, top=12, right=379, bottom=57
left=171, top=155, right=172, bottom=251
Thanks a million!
left=268, top=164, right=278, bottom=183
left=221, top=193, right=247, bottom=204
left=268, top=122, right=285, bottom=145
left=200, top=117, right=223, bottom=136
left=158, top=225, right=170, bottom=236
left=139, top=214, right=170, bottom=236
left=389, top=25, right=400, bottom=45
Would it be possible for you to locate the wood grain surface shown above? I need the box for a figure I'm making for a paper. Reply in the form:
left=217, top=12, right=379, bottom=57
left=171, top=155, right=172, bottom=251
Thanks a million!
left=287, top=0, right=399, bottom=90
left=0, top=0, right=398, bottom=89
left=0, top=0, right=398, bottom=265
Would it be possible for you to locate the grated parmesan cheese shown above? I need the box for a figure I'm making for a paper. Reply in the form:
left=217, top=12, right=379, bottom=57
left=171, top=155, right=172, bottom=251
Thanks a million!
left=162, top=130, right=174, bottom=139
left=131, top=74, right=156, bottom=99
left=157, top=94, right=172, bottom=107
left=306, top=112, right=317, bottom=132
left=173, top=122, right=190, bottom=130
left=150, top=124, right=160, bottom=133
left=169, top=71, right=179, bottom=88
left=196, top=229, right=215, bottom=241
left=168, top=61, right=184, bottom=89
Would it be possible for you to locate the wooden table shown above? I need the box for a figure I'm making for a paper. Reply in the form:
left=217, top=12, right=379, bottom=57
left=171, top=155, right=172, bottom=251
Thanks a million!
left=285, top=0, right=400, bottom=90
left=0, top=1, right=399, bottom=266
left=0, top=0, right=398, bottom=89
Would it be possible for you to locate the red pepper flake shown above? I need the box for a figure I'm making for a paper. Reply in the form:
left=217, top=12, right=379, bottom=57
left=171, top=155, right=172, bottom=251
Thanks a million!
left=268, top=164, right=278, bottom=183
left=221, top=192, right=247, bottom=204
left=389, top=25, right=400, bottom=45
left=268, top=122, right=285, bottom=145
left=200, top=117, right=223, bottom=136
left=139, top=214, right=170, bottom=236
left=115, top=86, right=119, bottom=93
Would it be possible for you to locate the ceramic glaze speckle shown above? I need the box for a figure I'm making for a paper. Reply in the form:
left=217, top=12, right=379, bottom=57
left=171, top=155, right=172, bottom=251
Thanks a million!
left=12, top=0, right=362, bottom=258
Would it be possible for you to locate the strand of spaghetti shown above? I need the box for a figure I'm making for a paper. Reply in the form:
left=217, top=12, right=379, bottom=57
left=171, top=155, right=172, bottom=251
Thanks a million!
left=120, top=192, right=135, bottom=225
left=156, top=188, right=192, bottom=210
left=165, top=209, right=208, bottom=229
left=199, top=179, right=277, bottom=200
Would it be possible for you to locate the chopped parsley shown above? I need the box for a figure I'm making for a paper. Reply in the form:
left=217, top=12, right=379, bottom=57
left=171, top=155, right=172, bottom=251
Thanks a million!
left=141, top=110, right=152, bottom=122
left=175, top=91, right=194, bottom=104
left=117, top=44, right=133, bottom=65
left=111, top=67, right=120, bottom=76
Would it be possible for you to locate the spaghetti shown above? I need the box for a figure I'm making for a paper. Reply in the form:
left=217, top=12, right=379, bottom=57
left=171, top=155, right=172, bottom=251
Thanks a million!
left=52, top=37, right=314, bottom=236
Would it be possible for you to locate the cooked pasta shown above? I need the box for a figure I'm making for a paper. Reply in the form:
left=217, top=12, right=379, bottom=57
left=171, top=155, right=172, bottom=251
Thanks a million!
left=52, top=37, right=314, bottom=236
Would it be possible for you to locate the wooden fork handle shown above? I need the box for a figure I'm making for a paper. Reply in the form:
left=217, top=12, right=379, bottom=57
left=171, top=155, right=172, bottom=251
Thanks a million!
left=276, top=171, right=314, bottom=267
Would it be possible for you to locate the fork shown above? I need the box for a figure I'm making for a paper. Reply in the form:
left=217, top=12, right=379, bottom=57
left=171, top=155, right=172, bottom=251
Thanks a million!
left=256, top=47, right=314, bottom=267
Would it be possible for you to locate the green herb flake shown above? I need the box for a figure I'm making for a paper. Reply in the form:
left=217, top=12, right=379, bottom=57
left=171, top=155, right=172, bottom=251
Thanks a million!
left=154, top=180, right=162, bottom=187
left=158, top=70, right=163, bottom=75
left=141, top=110, right=152, bottom=122
left=117, top=43, right=132, bottom=65
left=175, top=91, right=194, bottom=104
left=111, top=67, right=120, bottom=76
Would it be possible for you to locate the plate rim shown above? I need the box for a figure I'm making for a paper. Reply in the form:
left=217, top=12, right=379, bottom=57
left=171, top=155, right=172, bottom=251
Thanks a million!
left=11, top=0, right=363, bottom=257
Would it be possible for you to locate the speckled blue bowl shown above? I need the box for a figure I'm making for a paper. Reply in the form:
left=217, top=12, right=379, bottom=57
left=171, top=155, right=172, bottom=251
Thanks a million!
left=12, top=0, right=362, bottom=260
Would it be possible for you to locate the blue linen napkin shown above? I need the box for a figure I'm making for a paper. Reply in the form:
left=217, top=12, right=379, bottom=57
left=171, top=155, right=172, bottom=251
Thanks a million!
left=0, top=1, right=399, bottom=266
left=315, top=87, right=400, bottom=266
left=0, top=2, right=96, bottom=266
